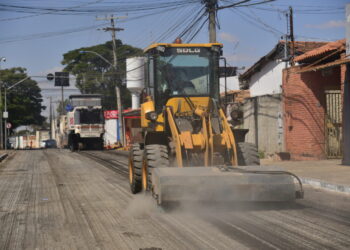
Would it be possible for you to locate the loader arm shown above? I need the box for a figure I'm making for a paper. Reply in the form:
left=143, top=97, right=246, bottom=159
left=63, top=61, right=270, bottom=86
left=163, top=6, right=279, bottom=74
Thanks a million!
left=128, top=42, right=303, bottom=205
left=219, top=108, right=238, bottom=166
left=165, top=97, right=238, bottom=168
left=166, top=106, right=183, bottom=167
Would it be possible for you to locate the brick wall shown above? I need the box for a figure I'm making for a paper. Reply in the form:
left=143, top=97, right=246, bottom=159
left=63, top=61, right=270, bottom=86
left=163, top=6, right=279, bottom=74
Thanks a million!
left=283, top=66, right=341, bottom=160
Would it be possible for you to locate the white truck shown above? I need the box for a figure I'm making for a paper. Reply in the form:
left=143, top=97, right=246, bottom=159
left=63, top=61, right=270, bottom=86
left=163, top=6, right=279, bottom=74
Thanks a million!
left=66, top=95, right=104, bottom=151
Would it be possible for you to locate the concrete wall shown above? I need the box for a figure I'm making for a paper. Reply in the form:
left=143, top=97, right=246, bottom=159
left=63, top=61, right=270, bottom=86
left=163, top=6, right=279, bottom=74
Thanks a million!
left=243, top=94, right=284, bottom=156
left=248, top=60, right=284, bottom=97
left=220, top=76, right=239, bottom=93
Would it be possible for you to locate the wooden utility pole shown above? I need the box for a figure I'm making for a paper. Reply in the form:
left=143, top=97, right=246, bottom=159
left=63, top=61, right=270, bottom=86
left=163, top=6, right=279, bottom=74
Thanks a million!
left=97, top=14, right=126, bottom=146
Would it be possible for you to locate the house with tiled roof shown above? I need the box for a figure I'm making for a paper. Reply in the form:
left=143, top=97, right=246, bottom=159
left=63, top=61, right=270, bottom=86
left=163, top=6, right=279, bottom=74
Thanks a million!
left=283, top=39, right=348, bottom=160
left=240, top=41, right=327, bottom=96
left=238, top=41, right=327, bottom=158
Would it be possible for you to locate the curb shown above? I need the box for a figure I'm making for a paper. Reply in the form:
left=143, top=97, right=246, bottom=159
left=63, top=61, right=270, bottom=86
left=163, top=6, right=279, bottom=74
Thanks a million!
left=301, top=177, right=350, bottom=194
left=0, top=153, right=8, bottom=162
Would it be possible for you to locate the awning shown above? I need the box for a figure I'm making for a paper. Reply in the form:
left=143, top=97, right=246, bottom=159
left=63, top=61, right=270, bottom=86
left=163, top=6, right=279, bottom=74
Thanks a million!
left=296, top=58, right=350, bottom=73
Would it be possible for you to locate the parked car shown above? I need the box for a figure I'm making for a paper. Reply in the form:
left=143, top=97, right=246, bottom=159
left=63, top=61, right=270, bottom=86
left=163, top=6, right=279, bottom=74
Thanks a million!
left=44, top=139, right=57, bottom=148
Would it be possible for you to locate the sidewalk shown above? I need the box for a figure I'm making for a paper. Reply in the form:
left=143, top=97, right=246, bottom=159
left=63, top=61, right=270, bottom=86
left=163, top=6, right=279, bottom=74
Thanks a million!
left=0, top=150, right=8, bottom=161
left=261, top=159, right=350, bottom=194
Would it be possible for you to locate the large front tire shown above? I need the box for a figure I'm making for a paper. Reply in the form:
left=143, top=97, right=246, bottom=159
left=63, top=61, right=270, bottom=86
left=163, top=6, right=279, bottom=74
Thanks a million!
left=142, top=144, right=169, bottom=191
left=237, top=142, right=260, bottom=166
left=129, top=144, right=143, bottom=194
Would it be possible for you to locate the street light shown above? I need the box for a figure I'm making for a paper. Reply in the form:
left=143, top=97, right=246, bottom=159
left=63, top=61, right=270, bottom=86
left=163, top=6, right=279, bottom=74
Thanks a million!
left=79, top=50, right=125, bottom=147
left=79, top=51, right=114, bottom=68
left=4, top=76, right=30, bottom=150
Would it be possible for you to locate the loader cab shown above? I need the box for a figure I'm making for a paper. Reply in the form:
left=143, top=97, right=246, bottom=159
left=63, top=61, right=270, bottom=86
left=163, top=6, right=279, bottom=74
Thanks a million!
left=144, top=43, right=222, bottom=112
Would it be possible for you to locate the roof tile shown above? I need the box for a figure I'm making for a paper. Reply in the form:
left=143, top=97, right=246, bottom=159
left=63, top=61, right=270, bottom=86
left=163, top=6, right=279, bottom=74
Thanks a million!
left=294, top=39, right=345, bottom=62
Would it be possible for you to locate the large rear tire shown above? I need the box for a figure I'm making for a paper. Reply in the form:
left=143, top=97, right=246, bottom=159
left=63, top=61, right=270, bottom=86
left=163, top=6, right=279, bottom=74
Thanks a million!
left=237, top=142, right=260, bottom=166
left=129, top=144, right=143, bottom=194
left=69, top=135, right=78, bottom=152
left=142, top=144, right=169, bottom=191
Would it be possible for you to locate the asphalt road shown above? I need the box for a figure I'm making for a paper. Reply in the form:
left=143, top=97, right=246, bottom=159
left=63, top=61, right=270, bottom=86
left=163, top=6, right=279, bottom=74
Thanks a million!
left=0, top=149, right=349, bottom=250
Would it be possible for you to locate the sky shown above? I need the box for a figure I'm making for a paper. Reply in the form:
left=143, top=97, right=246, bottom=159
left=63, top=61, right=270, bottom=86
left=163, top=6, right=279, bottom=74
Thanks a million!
left=0, top=0, right=347, bottom=117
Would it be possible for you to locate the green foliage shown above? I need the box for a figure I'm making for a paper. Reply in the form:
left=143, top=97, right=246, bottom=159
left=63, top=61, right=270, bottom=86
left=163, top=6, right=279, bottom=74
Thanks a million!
left=56, top=99, right=69, bottom=115
left=258, top=151, right=265, bottom=159
left=61, top=40, right=143, bottom=109
left=0, top=68, right=45, bottom=129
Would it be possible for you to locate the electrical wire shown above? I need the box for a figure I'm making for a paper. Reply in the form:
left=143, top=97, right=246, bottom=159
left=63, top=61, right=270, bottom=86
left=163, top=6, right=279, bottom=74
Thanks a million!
left=0, top=0, right=106, bottom=22
left=230, top=8, right=282, bottom=38
left=0, top=23, right=108, bottom=44
left=0, top=1, right=199, bottom=16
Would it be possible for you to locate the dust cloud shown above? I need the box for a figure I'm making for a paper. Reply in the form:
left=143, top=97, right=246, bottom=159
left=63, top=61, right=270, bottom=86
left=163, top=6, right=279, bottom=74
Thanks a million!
left=124, top=193, right=160, bottom=218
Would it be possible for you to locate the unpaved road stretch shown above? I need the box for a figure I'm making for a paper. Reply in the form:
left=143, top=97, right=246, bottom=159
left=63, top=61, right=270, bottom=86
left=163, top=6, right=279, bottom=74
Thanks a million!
left=0, top=150, right=350, bottom=250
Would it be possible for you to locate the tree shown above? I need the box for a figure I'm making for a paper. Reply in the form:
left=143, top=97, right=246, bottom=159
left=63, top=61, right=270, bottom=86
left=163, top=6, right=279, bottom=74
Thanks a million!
left=56, top=99, right=69, bottom=115
left=61, top=40, right=143, bottom=109
left=0, top=68, right=46, bottom=130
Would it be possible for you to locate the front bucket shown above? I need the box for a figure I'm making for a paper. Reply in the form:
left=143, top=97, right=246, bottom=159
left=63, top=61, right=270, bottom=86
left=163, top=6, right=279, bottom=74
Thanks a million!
left=151, top=166, right=298, bottom=205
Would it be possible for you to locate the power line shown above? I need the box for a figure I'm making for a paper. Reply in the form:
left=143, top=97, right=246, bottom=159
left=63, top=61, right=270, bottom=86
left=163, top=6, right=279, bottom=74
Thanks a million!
left=230, top=8, right=282, bottom=38
left=0, top=1, right=201, bottom=45
left=0, top=1, right=199, bottom=16
left=0, top=23, right=108, bottom=44
left=0, top=0, right=105, bottom=21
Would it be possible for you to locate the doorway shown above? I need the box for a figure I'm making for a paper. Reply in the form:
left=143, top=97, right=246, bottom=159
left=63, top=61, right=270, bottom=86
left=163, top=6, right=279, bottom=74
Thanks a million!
left=325, top=90, right=342, bottom=158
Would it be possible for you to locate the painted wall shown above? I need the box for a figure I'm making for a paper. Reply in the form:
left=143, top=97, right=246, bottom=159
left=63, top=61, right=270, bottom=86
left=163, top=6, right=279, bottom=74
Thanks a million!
left=248, top=60, right=285, bottom=97
left=220, top=76, right=239, bottom=93
left=243, top=94, right=284, bottom=156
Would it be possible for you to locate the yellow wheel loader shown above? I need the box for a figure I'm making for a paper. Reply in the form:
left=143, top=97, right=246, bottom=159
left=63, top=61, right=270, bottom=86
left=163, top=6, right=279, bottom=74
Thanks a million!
left=128, top=41, right=303, bottom=205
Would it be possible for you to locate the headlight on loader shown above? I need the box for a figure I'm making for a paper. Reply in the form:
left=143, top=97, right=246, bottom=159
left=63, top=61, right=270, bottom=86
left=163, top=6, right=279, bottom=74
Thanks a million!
left=146, top=111, right=158, bottom=121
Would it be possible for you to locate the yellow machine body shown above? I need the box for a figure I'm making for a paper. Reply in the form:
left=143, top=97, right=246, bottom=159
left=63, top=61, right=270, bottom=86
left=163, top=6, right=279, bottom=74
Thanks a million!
left=129, top=42, right=302, bottom=204
left=141, top=96, right=237, bottom=167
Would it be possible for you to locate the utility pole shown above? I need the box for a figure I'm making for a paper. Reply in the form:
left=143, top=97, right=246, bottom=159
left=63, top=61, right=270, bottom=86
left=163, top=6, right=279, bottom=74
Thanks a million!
left=289, top=6, right=295, bottom=66
left=283, top=10, right=289, bottom=69
left=0, top=60, right=4, bottom=149
left=61, top=85, right=64, bottom=115
left=96, top=15, right=125, bottom=70
left=97, top=14, right=126, bottom=146
left=49, top=96, right=52, bottom=139
left=4, top=87, right=7, bottom=150
left=205, top=0, right=218, bottom=43
left=284, top=34, right=289, bottom=68
left=115, top=86, right=124, bottom=145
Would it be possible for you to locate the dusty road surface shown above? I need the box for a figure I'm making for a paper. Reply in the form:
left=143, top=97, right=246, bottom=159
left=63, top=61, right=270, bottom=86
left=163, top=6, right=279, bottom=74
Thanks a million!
left=0, top=149, right=349, bottom=250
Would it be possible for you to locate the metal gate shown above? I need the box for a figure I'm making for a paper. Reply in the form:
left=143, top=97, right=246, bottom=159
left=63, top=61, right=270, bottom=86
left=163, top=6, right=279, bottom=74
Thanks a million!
left=325, top=90, right=342, bottom=158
